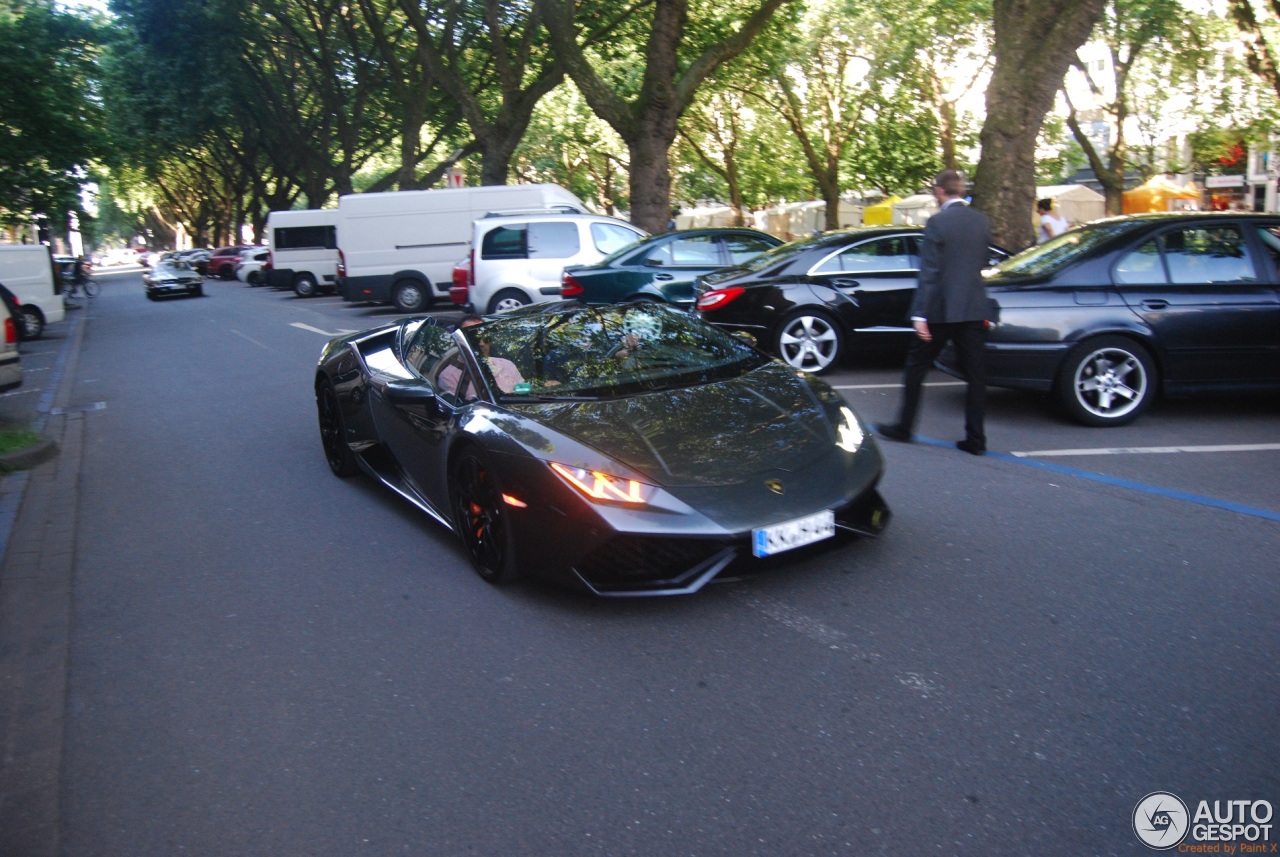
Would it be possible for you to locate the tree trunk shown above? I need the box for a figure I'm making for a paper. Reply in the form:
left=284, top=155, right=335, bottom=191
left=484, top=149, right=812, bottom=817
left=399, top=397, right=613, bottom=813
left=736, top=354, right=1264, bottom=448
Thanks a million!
left=630, top=118, right=678, bottom=233
left=972, top=0, right=1107, bottom=251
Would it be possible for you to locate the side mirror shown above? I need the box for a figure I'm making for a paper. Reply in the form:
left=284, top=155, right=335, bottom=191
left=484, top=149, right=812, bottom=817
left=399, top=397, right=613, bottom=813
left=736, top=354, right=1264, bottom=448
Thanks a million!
left=643, top=258, right=665, bottom=268
left=385, top=381, right=437, bottom=406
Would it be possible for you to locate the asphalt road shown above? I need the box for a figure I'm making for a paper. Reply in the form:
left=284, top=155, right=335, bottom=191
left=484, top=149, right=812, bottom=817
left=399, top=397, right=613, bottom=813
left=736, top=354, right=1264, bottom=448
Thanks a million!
left=19, top=272, right=1280, bottom=855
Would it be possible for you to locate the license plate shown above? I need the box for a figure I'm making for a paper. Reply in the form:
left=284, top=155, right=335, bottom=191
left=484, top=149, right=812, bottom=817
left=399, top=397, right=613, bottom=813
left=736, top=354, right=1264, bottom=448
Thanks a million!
left=752, top=509, right=835, bottom=557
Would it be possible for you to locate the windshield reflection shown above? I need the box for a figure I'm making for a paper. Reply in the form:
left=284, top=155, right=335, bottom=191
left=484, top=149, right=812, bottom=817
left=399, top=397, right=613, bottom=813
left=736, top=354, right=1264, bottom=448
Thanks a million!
left=461, top=304, right=768, bottom=399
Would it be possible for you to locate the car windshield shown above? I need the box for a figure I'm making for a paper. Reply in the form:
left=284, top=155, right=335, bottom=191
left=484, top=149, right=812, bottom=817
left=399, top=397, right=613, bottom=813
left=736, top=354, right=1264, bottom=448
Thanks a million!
left=994, top=219, right=1141, bottom=278
left=460, top=303, right=769, bottom=400
left=595, top=235, right=655, bottom=265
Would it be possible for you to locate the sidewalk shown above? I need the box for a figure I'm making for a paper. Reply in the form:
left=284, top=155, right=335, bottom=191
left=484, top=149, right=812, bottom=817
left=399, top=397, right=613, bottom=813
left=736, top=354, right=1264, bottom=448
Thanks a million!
left=0, top=310, right=86, bottom=857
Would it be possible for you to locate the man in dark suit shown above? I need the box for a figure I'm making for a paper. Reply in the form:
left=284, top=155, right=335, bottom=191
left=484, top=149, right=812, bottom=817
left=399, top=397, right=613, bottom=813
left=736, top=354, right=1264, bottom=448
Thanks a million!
left=877, top=170, right=993, bottom=455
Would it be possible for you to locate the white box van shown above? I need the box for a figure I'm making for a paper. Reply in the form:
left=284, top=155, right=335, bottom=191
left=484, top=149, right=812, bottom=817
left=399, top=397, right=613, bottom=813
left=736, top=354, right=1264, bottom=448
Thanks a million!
left=335, top=184, right=586, bottom=312
left=0, top=244, right=65, bottom=339
left=265, top=208, right=340, bottom=297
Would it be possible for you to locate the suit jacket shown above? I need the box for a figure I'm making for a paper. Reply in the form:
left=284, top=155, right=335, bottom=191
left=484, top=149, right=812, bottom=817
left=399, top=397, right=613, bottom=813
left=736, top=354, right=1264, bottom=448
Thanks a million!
left=909, top=200, right=993, bottom=323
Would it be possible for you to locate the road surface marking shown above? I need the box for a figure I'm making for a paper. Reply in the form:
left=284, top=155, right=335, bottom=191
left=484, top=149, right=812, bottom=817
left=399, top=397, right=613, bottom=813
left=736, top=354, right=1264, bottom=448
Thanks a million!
left=291, top=322, right=359, bottom=337
left=1010, top=443, right=1280, bottom=458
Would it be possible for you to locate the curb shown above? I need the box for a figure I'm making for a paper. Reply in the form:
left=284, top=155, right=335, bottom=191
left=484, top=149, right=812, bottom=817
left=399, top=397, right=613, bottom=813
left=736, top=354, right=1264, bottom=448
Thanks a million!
left=0, top=439, right=59, bottom=473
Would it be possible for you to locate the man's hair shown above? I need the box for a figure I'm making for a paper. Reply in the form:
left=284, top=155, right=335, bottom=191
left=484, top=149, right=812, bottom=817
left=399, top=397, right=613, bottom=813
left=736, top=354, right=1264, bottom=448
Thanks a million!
left=1037, top=198, right=1053, bottom=212
left=934, top=169, right=966, bottom=197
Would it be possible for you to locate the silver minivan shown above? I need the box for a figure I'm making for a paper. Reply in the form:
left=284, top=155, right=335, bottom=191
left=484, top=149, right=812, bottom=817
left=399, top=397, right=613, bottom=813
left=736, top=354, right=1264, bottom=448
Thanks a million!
left=463, top=213, right=645, bottom=314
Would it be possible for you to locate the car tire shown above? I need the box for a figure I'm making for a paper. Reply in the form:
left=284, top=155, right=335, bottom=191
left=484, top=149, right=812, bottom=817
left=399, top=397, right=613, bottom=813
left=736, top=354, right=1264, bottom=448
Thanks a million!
left=246, top=271, right=261, bottom=287
left=191, top=284, right=204, bottom=297
left=218, top=264, right=235, bottom=280
left=488, top=289, right=531, bottom=314
left=392, top=279, right=430, bottom=312
left=450, top=448, right=519, bottom=585
left=775, top=310, right=844, bottom=374
left=1056, top=335, right=1156, bottom=427
left=19, top=307, right=43, bottom=339
left=293, top=273, right=319, bottom=298
left=316, top=378, right=360, bottom=477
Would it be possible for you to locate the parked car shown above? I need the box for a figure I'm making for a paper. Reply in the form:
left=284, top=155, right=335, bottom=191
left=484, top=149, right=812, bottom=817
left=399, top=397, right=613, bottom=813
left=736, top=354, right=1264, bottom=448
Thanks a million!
left=143, top=257, right=204, bottom=299
left=694, top=227, right=1010, bottom=373
left=206, top=246, right=258, bottom=280
left=0, top=290, right=22, bottom=393
left=315, top=302, right=890, bottom=595
left=456, top=212, right=645, bottom=314
left=336, top=184, right=588, bottom=311
left=0, top=245, right=66, bottom=339
left=560, top=228, right=783, bottom=307
left=177, top=248, right=213, bottom=275
left=936, top=212, right=1280, bottom=426
left=236, top=248, right=271, bottom=286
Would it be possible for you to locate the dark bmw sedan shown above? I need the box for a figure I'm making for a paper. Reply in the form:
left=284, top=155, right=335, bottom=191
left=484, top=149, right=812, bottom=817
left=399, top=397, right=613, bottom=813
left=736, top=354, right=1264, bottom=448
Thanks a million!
left=695, top=227, right=1009, bottom=373
left=562, top=227, right=782, bottom=307
left=938, top=212, right=1280, bottom=426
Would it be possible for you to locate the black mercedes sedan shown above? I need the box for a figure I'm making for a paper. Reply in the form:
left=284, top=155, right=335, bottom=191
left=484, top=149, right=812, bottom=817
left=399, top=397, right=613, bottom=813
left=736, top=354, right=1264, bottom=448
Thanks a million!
left=937, top=212, right=1280, bottom=426
left=315, top=302, right=890, bottom=596
left=694, top=227, right=1009, bottom=373
left=561, top=227, right=782, bottom=307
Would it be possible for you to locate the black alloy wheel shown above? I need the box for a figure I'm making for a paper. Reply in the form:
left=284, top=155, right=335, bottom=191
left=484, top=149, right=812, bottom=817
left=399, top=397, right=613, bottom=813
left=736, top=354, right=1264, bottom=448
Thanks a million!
left=450, top=449, right=519, bottom=584
left=316, top=379, right=359, bottom=476
left=1056, top=335, right=1156, bottom=427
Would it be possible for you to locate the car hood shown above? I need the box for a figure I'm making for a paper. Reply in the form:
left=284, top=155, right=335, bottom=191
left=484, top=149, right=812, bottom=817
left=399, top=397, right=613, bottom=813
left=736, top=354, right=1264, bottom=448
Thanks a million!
left=518, top=363, right=845, bottom=488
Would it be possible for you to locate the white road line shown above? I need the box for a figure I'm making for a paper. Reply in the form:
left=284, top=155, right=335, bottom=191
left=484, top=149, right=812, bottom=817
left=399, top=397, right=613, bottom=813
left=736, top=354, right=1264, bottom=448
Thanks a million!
left=729, top=591, right=879, bottom=661
left=1010, top=443, right=1280, bottom=458
left=830, top=381, right=964, bottom=390
left=291, top=322, right=359, bottom=337
left=231, top=329, right=272, bottom=351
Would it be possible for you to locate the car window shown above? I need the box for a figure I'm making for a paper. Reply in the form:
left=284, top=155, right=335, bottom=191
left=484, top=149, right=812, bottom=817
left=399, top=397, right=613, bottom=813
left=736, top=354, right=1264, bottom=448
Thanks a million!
left=648, top=235, right=720, bottom=267
left=405, top=323, right=453, bottom=377
left=813, top=236, right=916, bottom=274
left=1161, top=225, right=1256, bottom=284
left=723, top=235, right=776, bottom=266
left=528, top=222, right=581, bottom=259
left=1114, top=239, right=1167, bottom=284
left=481, top=225, right=527, bottom=260
left=431, top=350, right=481, bottom=405
left=592, top=223, right=642, bottom=255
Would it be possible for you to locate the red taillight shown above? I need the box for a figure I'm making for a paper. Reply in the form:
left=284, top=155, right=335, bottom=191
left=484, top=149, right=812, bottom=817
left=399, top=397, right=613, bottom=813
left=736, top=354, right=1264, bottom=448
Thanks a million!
left=450, top=259, right=470, bottom=305
left=4, top=317, right=15, bottom=345
left=336, top=249, right=346, bottom=278
left=561, top=272, right=584, bottom=298
left=695, top=286, right=744, bottom=312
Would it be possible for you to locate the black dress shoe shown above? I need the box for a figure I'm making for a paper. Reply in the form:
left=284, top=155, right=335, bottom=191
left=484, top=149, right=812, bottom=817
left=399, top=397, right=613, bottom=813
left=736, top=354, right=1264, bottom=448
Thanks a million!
left=955, top=439, right=986, bottom=456
left=875, top=423, right=913, bottom=443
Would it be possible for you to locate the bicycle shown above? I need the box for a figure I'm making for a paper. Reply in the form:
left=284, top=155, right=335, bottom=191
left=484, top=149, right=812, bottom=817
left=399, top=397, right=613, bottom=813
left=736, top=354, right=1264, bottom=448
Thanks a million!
left=65, top=273, right=100, bottom=300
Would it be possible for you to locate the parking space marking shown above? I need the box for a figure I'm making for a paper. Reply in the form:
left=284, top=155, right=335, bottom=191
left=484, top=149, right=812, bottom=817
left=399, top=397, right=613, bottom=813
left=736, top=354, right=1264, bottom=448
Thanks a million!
left=291, top=322, right=360, bottom=337
left=902, top=434, right=1280, bottom=523
left=1010, top=443, right=1280, bottom=458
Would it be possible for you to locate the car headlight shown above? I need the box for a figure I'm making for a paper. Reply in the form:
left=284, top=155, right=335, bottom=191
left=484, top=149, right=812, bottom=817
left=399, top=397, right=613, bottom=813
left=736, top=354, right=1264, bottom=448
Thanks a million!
left=835, top=405, right=866, bottom=453
left=550, top=462, right=657, bottom=506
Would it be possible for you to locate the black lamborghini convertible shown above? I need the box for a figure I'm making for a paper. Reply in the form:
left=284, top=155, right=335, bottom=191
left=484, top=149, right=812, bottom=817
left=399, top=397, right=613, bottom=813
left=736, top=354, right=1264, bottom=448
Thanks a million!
left=315, top=302, right=890, bottom=596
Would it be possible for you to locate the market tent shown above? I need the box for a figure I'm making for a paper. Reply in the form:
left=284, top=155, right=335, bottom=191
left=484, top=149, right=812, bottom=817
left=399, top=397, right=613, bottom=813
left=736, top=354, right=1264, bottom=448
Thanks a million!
left=674, top=205, right=737, bottom=229
left=1037, top=184, right=1105, bottom=225
left=862, top=195, right=900, bottom=225
left=892, top=193, right=938, bottom=225
left=1122, top=177, right=1201, bottom=214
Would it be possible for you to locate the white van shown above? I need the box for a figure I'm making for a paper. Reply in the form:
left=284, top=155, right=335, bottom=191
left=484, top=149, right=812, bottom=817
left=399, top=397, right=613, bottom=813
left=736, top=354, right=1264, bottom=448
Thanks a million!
left=335, top=184, right=586, bottom=312
left=265, top=208, right=340, bottom=297
left=0, top=245, right=65, bottom=339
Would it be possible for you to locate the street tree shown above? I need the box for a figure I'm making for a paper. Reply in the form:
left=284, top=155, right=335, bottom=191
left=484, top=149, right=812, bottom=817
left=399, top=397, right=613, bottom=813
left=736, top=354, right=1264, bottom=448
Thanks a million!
left=972, top=0, right=1108, bottom=250
left=538, top=0, right=795, bottom=233
left=0, top=0, right=107, bottom=234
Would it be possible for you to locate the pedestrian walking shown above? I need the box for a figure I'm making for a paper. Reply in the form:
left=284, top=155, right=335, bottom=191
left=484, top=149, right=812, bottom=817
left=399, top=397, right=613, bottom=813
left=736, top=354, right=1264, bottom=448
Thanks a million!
left=876, top=169, right=993, bottom=456
left=1036, top=198, right=1068, bottom=243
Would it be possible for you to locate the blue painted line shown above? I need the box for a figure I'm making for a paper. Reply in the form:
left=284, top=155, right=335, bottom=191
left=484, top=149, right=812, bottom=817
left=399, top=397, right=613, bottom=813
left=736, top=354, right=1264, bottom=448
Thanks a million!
left=904, top=433, right=1280, bottom=523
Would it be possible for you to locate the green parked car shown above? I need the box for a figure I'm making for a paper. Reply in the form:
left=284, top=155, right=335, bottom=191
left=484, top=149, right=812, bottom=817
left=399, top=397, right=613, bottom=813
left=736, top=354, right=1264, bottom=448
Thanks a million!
left=560, top=227, right=782, bottom=307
